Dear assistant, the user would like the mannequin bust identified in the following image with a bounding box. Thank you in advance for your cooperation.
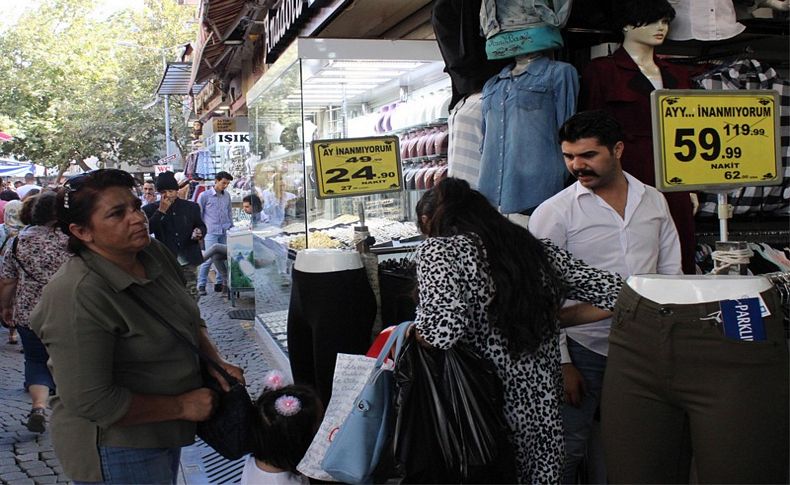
[511,52,543,76]
[264,121,285,145]
[294,248,362,273]
[580,0,697,275]
[627,274,772,303]
[621,18,669,88]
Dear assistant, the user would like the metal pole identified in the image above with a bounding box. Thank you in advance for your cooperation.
[162,49,172,157]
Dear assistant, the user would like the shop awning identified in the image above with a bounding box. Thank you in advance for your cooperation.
[190,0,252,86]
[0,159,36,177]
[157,63,199,96]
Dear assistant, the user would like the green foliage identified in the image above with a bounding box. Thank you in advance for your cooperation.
[0,0,196,170]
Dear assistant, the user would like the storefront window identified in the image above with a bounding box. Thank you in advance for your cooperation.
[247,38,450,321]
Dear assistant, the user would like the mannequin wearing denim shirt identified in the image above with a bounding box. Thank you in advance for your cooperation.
[479,55,578,214]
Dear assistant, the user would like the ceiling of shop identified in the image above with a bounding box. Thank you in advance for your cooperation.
[315,0,435,40]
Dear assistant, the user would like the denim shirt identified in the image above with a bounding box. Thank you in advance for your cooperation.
[479,57,578,214]
[480,0,572,39]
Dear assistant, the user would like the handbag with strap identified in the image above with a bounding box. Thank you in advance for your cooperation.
[321,321,412,484]
[127,291,255,460]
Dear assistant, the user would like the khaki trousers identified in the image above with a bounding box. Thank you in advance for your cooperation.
[602,285,788,484]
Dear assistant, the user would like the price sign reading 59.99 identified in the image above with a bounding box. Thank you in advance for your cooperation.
[651,90,781,192]
[312,136,403,199]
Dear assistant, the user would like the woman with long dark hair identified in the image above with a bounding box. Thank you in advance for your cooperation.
[413,178,622,483]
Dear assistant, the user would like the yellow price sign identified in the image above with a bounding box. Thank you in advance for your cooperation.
[311,136,402,199]
[651,90,780,192]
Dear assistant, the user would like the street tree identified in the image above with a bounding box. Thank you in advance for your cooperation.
[0,0,195,173]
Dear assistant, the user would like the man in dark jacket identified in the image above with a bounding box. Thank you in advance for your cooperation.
[143,171,206,301]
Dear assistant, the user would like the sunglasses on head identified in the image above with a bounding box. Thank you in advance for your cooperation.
[62,169,134,209]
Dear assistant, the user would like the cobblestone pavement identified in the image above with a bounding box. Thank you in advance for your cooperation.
[0,283,278,485]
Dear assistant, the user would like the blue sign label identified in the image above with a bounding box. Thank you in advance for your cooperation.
[720,298,766,342]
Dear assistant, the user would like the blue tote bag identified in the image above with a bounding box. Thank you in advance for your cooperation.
[321,321,412,484]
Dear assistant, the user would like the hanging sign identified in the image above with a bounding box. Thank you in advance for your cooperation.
[651,90,780,192]
[156,153,178,165]
[154,164,174,174]
[311,136,402,199]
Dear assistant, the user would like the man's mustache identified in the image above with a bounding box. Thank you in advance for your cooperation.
[573,169,597,178]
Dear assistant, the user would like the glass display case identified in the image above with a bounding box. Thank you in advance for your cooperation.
[246,38,450,325]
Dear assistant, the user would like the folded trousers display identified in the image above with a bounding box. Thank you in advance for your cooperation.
[602,284,789,484]
[287,268,376,407]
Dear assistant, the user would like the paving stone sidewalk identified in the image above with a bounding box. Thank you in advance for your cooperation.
[0,287,276,485]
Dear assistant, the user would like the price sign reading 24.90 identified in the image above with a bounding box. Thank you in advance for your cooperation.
[651,90,781,192]
[312,136,403,199]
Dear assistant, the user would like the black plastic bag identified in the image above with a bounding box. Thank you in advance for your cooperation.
[393,338,516,483]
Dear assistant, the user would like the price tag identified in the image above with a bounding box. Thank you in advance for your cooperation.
[311,136,402,199]
[651,90,781,192]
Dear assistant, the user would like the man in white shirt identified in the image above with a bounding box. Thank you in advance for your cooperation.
[529,110,681,484]
[16,173,42,199]
[140,179,158,206]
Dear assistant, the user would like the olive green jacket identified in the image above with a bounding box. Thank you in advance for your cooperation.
[30,239,206,482]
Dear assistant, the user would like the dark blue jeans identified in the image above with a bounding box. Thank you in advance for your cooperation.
[17,325,55,390]
[561,338,607,484]
[97,446,181,484]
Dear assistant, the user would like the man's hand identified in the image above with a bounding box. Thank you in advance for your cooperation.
[177,388,217,421]
[191,228,203,241]
[562,363,585,407]
[158,191,177,214]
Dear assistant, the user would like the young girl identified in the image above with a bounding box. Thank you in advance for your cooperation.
[242,370,323,485]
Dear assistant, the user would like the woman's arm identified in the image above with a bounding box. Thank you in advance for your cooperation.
[0,278,17,324]
[413,238,470,350]
[198,327,245,391]
[558,303,613,328]
[115,389,216,426]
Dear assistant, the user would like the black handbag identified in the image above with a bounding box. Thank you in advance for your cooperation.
[128,291,255,460]
[393,338,516,483]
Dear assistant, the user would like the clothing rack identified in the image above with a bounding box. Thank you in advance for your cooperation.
[764,272,790,333]
[696,230,790,247]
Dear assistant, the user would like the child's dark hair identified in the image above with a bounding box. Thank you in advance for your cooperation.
[251,384,323,474]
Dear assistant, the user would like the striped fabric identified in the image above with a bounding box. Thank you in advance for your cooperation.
[447,92,484,189]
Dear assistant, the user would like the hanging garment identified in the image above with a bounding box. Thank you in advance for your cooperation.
[694,59,790,217]
[431,0,509,110]
[668,0,746,41]
[479,57,578,214]
[581,47,697,274]
[194,151,215,179]
[448,93,485,189]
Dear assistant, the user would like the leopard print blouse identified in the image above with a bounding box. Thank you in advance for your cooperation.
[414,234,622,484]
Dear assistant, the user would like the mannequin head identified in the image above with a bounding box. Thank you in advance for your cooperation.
[623,17,671,48]
[614,0,676,40]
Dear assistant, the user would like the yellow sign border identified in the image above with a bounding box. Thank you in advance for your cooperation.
[650,89,781,192]
[311,136,403,199]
